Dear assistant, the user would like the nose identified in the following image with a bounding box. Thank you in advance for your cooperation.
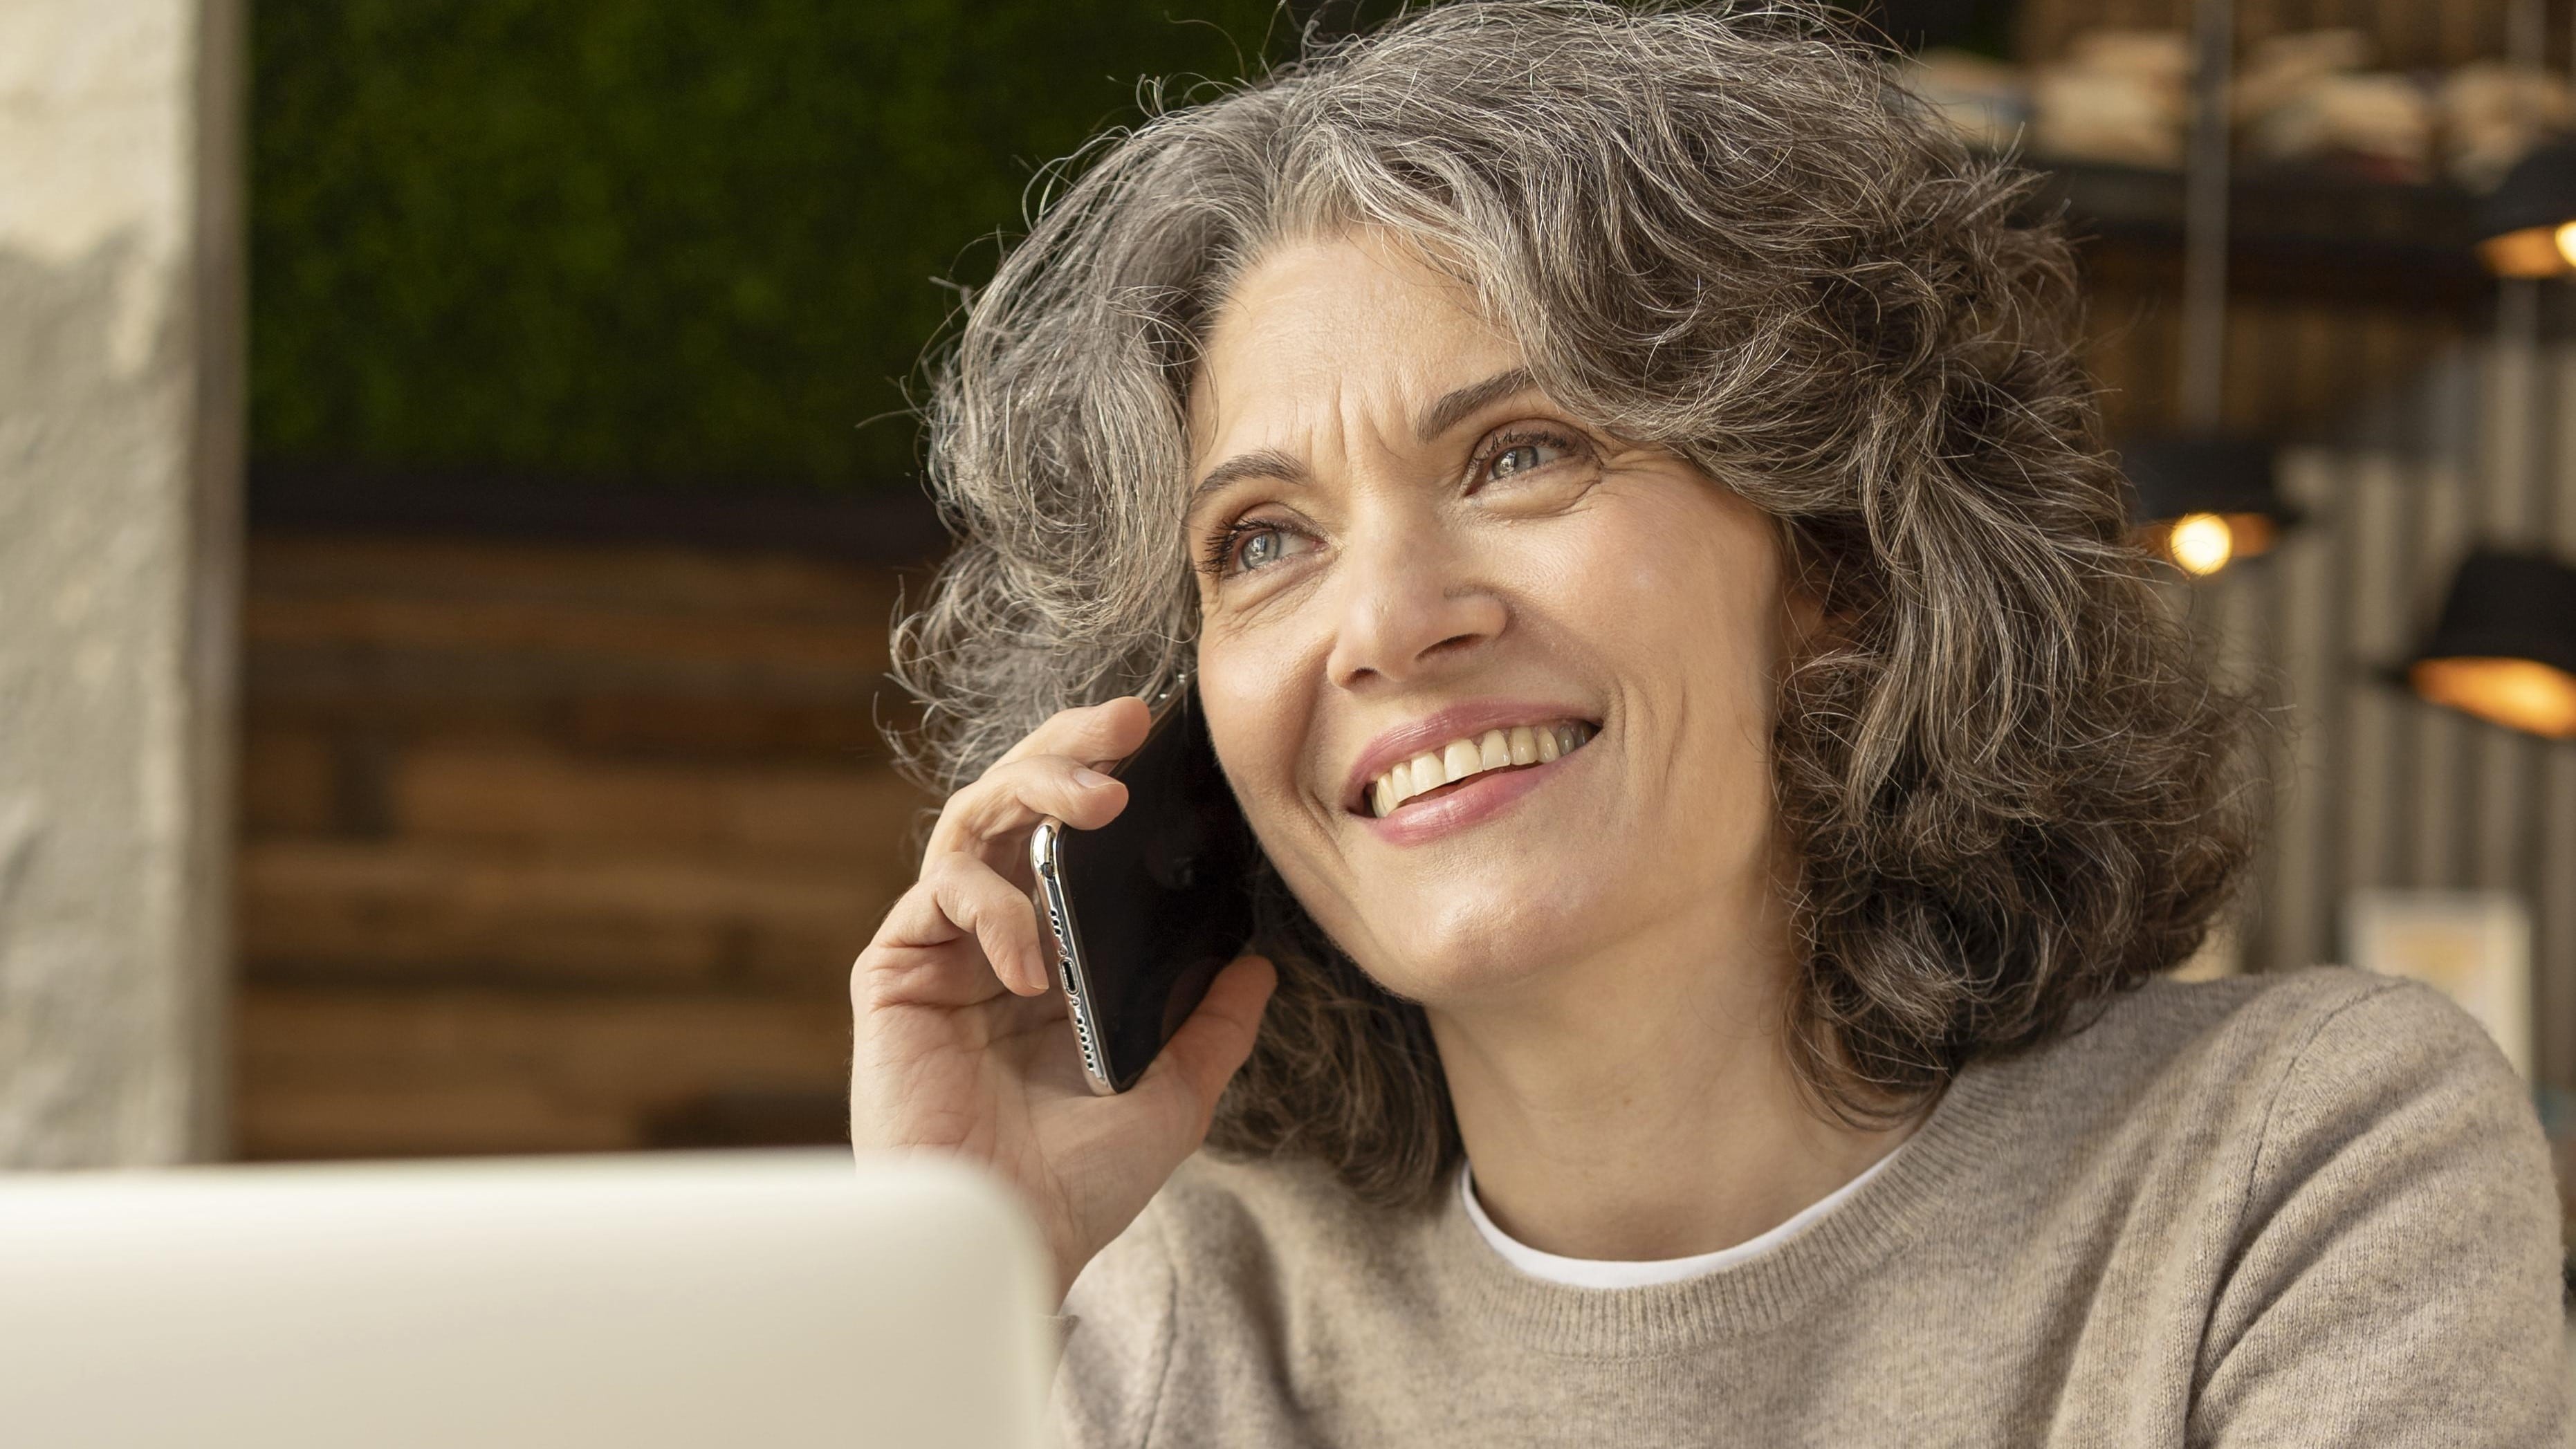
[1323,506,1507,690]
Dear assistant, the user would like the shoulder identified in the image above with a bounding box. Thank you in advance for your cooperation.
[2003,964,2508,1121]
[2129,966,2555,1238]
[1931,967,2562,1437]
[2074,973,2569,1437]
[1941,966,2550,1262]
[2079,962,2449,1055]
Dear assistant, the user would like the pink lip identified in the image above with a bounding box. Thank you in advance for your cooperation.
[1340,698,1598,813]
[1359,746,1580,847]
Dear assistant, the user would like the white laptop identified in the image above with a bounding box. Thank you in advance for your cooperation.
[0,1150,1055,1449]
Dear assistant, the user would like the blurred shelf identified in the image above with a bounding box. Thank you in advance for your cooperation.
[2028,159,2495,312]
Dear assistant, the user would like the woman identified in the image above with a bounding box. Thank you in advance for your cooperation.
[850,3,2566,1443]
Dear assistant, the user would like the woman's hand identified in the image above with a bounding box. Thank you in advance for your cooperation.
[849,696,1276,1302]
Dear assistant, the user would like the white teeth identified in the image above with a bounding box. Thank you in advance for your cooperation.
[1442,739,1478,782]
[1408,751,1443,791]
[1366,720,1597,816]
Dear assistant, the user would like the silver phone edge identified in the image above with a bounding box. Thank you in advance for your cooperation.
[1029,818,1123,1097]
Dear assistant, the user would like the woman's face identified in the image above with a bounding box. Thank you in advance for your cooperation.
[1186,232,1800,1008]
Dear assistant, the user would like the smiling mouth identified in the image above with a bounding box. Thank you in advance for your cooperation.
[1361,721,1597,818]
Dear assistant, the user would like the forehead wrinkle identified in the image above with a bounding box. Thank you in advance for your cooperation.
[1186,375,1354,530]
[1191,238,1524,512]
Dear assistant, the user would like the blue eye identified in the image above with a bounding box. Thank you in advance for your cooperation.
[1483,432,1575,483]
[1237,527,1287,571]
[1204,519,1312,578]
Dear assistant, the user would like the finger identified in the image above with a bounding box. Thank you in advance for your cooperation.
[865,853,1049,1000]
[994,696,1150,769]
[928,851,1054,997]
[925,754,1129,865]
[1128,956,1277,1132]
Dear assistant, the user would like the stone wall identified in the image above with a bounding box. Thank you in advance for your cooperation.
[0,0,242,1164]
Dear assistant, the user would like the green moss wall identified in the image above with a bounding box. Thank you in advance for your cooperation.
[251,1,1291,492]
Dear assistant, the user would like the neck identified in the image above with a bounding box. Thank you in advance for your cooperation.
[1427,899,1916,1262]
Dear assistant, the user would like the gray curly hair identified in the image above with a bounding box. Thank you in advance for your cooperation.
[894,0,2257,1208]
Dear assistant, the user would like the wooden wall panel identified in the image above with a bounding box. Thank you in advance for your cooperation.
[232,536,929,1160]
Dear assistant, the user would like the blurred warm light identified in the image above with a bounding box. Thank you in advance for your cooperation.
[2140,511,2278,577]
[2168,513,2235,575]
[2478,224,2573,277]
[2410,656,2576,739]
[2220,512,2275,559]
[2476,140,2576,277]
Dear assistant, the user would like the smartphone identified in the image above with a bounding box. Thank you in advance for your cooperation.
[1028,681,1258,1094]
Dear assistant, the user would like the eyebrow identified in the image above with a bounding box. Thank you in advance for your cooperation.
[1415,366,1536,443]
[1190,446,1311,506]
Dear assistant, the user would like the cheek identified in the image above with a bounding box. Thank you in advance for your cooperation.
[1559,488,1785,717]
[1197,648,1378,956]
[1194,623,1320,840]
[1565,489,1787,858]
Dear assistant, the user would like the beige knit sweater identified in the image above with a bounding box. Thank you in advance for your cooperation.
[1055,968,2567,1446]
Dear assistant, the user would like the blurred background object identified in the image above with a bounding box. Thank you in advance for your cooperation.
[2480,138,2576,275]
[1900,48,2032,151]
[2123,434,2297,573]
[2222,29,2463,187]
[2033,28,2195,167]
[1923,4,2576,192]
[2,0,2574,1178]
[225,0,1325,1161]
[2407,548,2576,738]
[2445,62,2576,190]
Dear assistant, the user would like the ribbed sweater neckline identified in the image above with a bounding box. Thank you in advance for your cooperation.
[1424,1054,2020,1356]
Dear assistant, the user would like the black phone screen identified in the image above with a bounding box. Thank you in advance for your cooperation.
[1051,688,1258,1091]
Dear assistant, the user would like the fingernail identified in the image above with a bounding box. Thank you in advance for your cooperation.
[1074,768,1114,790]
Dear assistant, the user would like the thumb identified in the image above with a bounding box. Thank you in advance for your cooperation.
[1132,954,1276,1130]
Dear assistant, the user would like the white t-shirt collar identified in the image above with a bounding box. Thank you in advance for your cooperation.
[1459,1147,1900,1291]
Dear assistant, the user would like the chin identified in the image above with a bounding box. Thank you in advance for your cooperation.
[1338,878,1608,1006]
